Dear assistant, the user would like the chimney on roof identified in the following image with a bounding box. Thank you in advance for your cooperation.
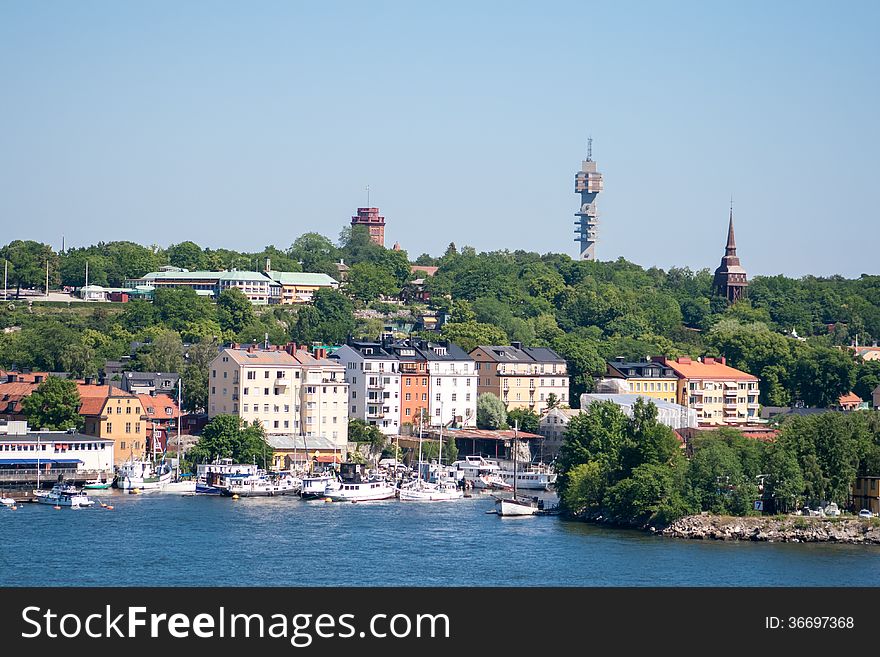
[704,357,715,364]
[678,357,691,364]
[511,341,523,350]
[84,376,93,385]
[614,356,625,363]
[33,375,44,384]
[314,347,327,359]
[265,257,271,272]
[720,356,726,365]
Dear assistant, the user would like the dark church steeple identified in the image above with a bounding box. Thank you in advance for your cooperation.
[713,201,748,302]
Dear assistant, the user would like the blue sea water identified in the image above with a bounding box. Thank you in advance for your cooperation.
[2,491,879,586]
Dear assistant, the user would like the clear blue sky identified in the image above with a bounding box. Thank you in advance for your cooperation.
[1,1,877,277]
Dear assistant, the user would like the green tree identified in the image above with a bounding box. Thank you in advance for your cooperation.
[506,407,540,434]
[136,329,184,373]
[476,393,507,430]
[165,241,210,271]
[181,338,218,413]
[439,321,507,353]
[217,288,255,334]
[188,415,271,466]
[153,287,218,334]
[288,233,340,277]
[347,262,399,302]
[545,393,561,410]
[21,376,83,431]
[0,240,59,297]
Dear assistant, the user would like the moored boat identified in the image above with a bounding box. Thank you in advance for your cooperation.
[324,463,395,502]
[83,477,114,490]
[300,472,337,500]
[116,459,173,491]
[495,422,539,517]
[194,459,259,495]
[221,471,300,497]
[34,482,95,508]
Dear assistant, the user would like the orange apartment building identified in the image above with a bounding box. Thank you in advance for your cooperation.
[79,384,148,465]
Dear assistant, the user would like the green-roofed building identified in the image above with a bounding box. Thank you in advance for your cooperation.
[263,270,339,304]
[124,268,338,305]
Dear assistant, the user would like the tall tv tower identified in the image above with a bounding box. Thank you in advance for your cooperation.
[573,138,604,260]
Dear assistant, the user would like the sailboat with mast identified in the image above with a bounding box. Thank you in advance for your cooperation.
[398,418,462,502]
[496,421,539,517]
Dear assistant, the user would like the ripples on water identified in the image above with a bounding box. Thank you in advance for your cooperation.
[2,491,879,587]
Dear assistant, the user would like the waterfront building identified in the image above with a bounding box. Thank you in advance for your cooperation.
[209,345,348,450]
[605,357,679,404]
[835,392,866,411]
[389,341,430,428]
[137,393,180,454]
[289,349,349,445]
[351,207,386,247]
[266,434,342,471]
[470,342,569,413]
[573,138,603,260]
[331,337,401,435]
[263,271,339,304]
[418,340,477,428]
[652,356,760,426]
[78,383,149,465]
[712,204,749,302]
[0,423,114,483]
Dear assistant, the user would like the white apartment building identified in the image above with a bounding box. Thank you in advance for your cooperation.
[331,340,401,435]
[420,341,477,428]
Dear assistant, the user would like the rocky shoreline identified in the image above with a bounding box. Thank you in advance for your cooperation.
[658,514,880,544]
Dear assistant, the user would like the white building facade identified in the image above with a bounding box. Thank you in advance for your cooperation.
[331,340,401,435]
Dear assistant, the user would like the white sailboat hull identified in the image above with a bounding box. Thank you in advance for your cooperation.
[498,498,539,517]
[398,486,463,502]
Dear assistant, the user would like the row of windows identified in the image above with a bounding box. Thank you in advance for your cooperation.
[1,443,108,451]
[495,378,567,387]
[632,381,673,392]
[106,422,140,434]
[106,405,136,414]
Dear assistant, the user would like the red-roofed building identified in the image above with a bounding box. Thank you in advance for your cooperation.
[835,392,864,411]
[78,384,148,465]
[138,394,180,455]
[652,356,761,426]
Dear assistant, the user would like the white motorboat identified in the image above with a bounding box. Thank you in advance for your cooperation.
[1,496,16,507]
[324,463,396,502]
[116,459,174,490]
[325,479,396,502]
[499,468,556,491]
[34,482,94,508]
[300,472,337,499]
[221,471,300,497]
[398,479,463,502]
[451,455,511,490]
[194,459,260,495]
[163,479,197,493]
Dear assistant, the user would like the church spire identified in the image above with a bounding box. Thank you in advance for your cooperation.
[713,199,748,303]
[726,200,737,256]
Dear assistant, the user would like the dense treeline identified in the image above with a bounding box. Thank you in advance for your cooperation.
[1,231,879,411]
[556,400,880,525]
